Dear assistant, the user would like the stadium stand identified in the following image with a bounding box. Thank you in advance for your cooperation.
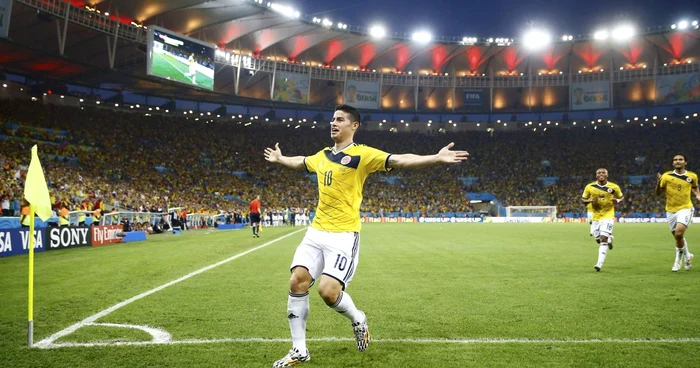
[2,99,699,220]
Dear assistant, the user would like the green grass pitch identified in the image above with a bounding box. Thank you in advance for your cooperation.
[2,223,700,367]
[150,52,214,90]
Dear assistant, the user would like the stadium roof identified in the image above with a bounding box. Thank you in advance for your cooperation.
[8,1,699,74]
[4,0,700,107]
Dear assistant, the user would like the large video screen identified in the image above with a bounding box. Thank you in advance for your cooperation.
[147,26,216,90]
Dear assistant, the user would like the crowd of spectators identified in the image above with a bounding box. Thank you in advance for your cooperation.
[1,99,698,219]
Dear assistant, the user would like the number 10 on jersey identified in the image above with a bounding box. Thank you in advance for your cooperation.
[323,171,333,186]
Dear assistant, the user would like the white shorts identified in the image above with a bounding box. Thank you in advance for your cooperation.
[189,65,196,75]
[290,227,360,289]
[667,208,694,232]
[592,218,614,239]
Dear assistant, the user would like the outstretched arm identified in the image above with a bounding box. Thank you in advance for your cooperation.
[264,143,306,170]
[388,142,469,169]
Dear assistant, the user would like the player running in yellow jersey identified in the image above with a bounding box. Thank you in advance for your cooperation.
[264,104,469,367]
[656,154,700,272]
[582,168,624,272]
[186,53,196,84]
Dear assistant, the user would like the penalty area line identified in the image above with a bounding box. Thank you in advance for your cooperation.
[43,336,700,349]
[35,227,308,349]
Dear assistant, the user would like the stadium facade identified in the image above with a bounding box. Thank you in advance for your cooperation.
[1,0,699,131]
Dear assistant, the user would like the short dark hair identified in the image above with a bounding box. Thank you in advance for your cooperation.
[335,104,361,125]
[675,154,687,162]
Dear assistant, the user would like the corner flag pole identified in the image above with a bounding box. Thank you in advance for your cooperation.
[24,144,52,348]
[28,204,36,348]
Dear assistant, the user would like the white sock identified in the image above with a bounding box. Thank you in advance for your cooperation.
[288,291,309,351]
[597,244,608,266]
[675,248,684,264]
[683,239,691,258]
[330,291,364,324]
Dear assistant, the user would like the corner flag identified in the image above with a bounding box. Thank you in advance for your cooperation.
[24,145,52,221]
[24,144,52,348]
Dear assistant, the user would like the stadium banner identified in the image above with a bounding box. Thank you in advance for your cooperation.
[656,73,700,105]
[47,226,91,251]
[570,81,610,110]
[0,0,12,39]
[617,218,668,223]
[361,217,484,223]
[362,217,418,223]
[0,229,46,258]
[419,217,483,223]
[491,217,547,223]
[462,90,485,106]
[91,225,124,246]
[344,80,380,109]
[273,72,309,104]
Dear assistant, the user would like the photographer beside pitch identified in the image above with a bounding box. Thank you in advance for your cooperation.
[264,104,469,367]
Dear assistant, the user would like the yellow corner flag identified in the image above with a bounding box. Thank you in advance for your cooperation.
[24,144,52,348]
[24,145,52,221]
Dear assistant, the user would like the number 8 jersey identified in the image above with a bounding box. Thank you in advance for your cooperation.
[304,143,392,233]
[659,170,699,212]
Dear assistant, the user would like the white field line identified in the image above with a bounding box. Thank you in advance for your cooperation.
[159,53,192,80]
[43,336,700,349]
[34,228,307,349]
[84,323,172,343]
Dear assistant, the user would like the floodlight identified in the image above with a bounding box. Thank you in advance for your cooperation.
[593,30,609,40]
[612,25,635,41]
[369,25,386,39]
[522,29,551,51]
[412,30,432,44]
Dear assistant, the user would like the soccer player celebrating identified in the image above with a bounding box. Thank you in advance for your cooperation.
[656,154,700,272]
[582,168,624,272]
[186,53,197,84]
[264,104,469,367]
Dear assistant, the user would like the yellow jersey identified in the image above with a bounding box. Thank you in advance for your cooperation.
[582,181,623,221]
[304,143,392,232]
[189,55,195,66]
[586,203,593,213]
[659,170,698,212]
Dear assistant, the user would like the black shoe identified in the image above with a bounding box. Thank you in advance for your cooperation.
[608,243,613,250]
[594,266,601,272]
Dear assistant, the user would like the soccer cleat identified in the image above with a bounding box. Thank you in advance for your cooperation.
[272,347,310,368]
[685,253,694,271]
[594,264,601,272]
[672,262,681,272]
[352,312,371,352]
